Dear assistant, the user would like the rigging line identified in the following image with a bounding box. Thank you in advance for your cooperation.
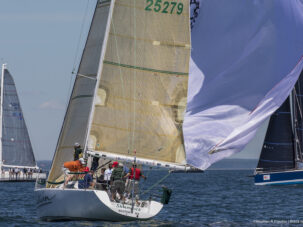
[294,88,303,159]
[131,0,137,152]
[141,170,171,195]
[294,88,303,119]
[111,17,131,153]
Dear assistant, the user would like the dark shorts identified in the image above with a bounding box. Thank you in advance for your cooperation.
[111,180,125,194]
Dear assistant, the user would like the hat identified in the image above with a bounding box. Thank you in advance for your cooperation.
[79,158,85,164]
[74,142,80,147]
[83,167,89,172]
[112,161,119,168]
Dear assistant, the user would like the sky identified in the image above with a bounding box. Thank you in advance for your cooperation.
[0,0,267,161]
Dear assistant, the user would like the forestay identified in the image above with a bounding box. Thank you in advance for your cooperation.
[48,1,111,182]
[184,0,303,170]
[1,69,36,167]
[87,0,191,166]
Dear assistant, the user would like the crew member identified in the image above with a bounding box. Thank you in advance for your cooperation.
[63,158,86,186]
[74,142,83,161]
[78,168,94,189]
[124,163,146,202]
[110,162,125,201]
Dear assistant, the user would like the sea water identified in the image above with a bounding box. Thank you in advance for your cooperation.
[1,169,303,226]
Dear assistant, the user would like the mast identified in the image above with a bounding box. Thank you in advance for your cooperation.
[291,88,302,168]
[0,64,5,170]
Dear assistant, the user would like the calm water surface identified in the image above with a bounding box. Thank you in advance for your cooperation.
[1,170,303,226]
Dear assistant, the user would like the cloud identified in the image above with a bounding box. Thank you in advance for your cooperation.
[39,100,65,110]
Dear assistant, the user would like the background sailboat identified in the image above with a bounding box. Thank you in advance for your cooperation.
[36,0,190,221]
[255,70,303,185]
[0,64,45,182]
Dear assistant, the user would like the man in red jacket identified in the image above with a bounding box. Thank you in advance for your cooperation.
[124,163,146,202]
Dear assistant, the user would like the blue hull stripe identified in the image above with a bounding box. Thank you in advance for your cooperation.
[255,170,303,185]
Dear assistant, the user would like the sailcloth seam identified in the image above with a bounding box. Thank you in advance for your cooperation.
[103,60,188,76]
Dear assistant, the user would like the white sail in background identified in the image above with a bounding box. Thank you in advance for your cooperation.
[1,66,36,168]
[184,0,303,170]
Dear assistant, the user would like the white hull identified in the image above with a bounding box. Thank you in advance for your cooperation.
[35,188,163,221]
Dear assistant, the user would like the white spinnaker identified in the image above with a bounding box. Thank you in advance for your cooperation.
[184,0,303,170]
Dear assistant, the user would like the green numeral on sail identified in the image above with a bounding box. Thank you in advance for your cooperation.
[162,1,169,13]
[177,3,183,15]
[154,0,162,12]
[170,2,176,13]
[145,0,183,15]
[145,0,153,11]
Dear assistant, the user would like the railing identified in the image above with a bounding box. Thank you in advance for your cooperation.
[35,172,48,189]
[256,166,298,174]
[0,170,46,182]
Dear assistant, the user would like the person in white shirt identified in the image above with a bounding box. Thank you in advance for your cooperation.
[14,167,19,179]
[104,163,113,188]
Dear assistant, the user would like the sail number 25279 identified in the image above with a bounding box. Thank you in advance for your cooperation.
[145,0,183,15]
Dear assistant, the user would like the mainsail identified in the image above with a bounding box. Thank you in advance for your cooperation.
[48,0,190,183]
[0,66,36,168]
[256,97,295,172]
[87,0,190,165]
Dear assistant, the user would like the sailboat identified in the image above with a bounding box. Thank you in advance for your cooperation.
[35,0,191,221]
[0,64,45,182]
[254,70,303,185]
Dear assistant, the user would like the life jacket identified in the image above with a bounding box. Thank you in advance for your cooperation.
[129,167,141,180]
[63,160,83,172]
